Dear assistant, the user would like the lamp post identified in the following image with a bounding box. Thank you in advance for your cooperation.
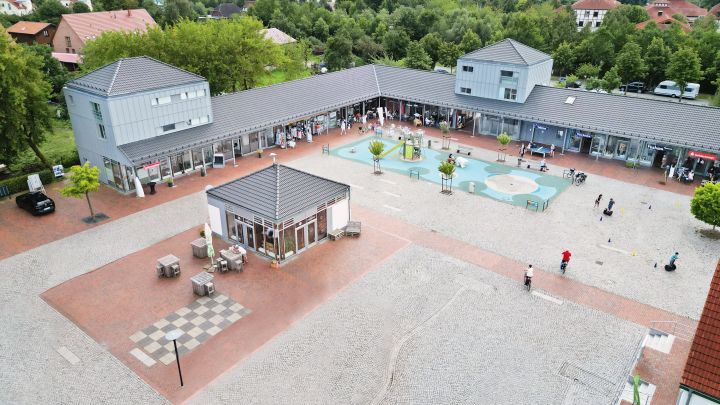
[165,329,184,387]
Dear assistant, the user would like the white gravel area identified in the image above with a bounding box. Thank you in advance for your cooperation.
[289,148,718,319]
[192,245,644,404]
[0,192,209,404]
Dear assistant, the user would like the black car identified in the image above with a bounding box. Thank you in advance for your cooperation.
[16,191,55,215]
[565,80,582,89]
[619,82,645,93]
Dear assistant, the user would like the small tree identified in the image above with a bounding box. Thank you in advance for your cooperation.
[691,182,720,230]
[438,161,456,194]
[666,46,702,103]
[615,41,646,94]
[601,66,622,93]
[60,162,101,222]
[497,132,511,162]
[368,139,385,174]
[576,63,600,80]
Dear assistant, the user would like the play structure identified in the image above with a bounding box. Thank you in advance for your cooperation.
[399,127,424,161]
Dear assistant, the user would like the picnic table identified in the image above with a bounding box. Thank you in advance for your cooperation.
[191,238,207,258]
[191,272,214,296]
[157,254,180,278]
[220,248,245,271]
[529,146,552,158]
[345,221,361,237]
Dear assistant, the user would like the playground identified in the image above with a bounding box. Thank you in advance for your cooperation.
[334,135,570,207]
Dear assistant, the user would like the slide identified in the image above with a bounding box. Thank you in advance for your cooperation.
[380,141,404,158]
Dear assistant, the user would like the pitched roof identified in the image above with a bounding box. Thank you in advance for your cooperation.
[66,56,206,96]
[206,164,350,221]
[681,261,720,399]
[636,16,692,32]
[52,52,82,64]
[7,21,54,35]
[710,2,720,16]
[7,0,28,10]
[460,38,552,66]
[646,0,707,18]
[261,28,296,45]
[58,9,156,46]
[571,0,620,10]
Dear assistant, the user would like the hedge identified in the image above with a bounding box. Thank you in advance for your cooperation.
[0,170,55,195]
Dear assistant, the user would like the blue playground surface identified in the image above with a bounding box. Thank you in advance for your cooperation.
[333,137,570,207]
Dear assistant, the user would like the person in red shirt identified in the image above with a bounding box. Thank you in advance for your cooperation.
[561,250,572,272]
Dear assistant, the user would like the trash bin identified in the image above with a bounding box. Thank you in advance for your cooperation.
[148,181,157,195]
[427,140,432,148]
[468,182,476,193]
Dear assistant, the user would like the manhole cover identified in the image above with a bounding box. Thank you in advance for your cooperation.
[595,261,604,265]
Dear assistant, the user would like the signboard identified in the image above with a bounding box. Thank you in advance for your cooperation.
[647,145,673,151]
[533,124,547,131]
[52,164,64,178]
[576,131,592,138]
[142,161,161,169]
[688,151,717,161]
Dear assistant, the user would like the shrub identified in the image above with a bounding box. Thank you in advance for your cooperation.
[625,161,640,168]
[0,170,54,195]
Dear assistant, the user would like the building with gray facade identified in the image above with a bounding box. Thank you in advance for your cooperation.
[64,40,720,194]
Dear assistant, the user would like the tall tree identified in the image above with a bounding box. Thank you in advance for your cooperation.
[614,41,647,92]
[601,66,622,92]
[162,0,197,26]
[404,40,432,70]
[459,29,482,54]
[666,46,703,101]
[438,41,461,73]
[71,1,91,13]
[325,32,354,71]
[32,0,69,25]
[576,63,600,80]
[643,37,671,88]
[552,42,576,76]
[382,28,410,60]
[420,32,443,68]
[22,44,71,100]
[0,29,53,168]
[504,12,544,51]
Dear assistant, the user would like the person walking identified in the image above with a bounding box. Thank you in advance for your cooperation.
[665,252,679,271]
[524,264,534,289]
[550,144,556,157]
[594,194,603,208]
[607,198,615,212]
[340,119,347,136]
[519,143,526,157]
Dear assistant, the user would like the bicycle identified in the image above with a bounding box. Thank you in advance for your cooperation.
[525,276,532,291]
[561,261,568,274]
[563,168,576,179]
[574,172,587,186]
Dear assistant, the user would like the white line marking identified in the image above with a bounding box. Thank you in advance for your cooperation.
[56,346,80,365]
[383,191,401,197]
[383,204,402,212]
[379,179,396,185]
[599,244,631,255]
[348,183,364,190]
[130,348,157,367]
[531,291,564,305]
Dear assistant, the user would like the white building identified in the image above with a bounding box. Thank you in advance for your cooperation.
[0,0,32,16]
[59,0,93,11]
[570,0,620,31]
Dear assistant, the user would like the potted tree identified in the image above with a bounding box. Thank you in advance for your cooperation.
[166,177,174,187]
[440,121,451,150]
[257,148,264,158]
[368,139,385,174]
[497,132,511,162]
[438,161,456,194]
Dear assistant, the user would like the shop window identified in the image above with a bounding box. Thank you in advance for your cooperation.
[317,209,327,240]
[283,227,296,258]
[227,211,238,241]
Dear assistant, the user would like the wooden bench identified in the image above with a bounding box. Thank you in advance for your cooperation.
[329,228,344,241]
[345,221,362,237]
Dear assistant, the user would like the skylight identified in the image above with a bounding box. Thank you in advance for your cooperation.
[565,96,576,105]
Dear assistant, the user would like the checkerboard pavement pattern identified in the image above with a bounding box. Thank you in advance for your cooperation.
[128,294,251,366]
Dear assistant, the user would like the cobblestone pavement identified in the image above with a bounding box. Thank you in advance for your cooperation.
[290,148,718,319]
[0,192,209,404]
[192,245,644,404]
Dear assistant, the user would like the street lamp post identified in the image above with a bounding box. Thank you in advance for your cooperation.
[165,329,184,387]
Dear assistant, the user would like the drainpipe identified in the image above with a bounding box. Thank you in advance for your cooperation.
[561,130,567,155]
[472,113,476,137]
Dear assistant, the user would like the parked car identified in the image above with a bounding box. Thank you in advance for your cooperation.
[435,68,450,74]
[565,80,582,89]
[619,82,645,93]
[16,191,55,215]
[558,76,567,83]
[654,80,700,99]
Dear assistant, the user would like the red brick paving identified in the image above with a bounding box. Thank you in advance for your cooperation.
[631,338,693,405]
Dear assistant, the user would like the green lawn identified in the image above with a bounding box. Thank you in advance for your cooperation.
[8,118,76,173]
[256,68,311,87]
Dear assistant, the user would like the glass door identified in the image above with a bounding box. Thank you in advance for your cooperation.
[296,226,306,251]
[249,133,260,153]
[615,140,629,160]
[307,221,317,245]
[192,149,204,169]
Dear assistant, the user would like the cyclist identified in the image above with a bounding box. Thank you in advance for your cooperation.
[525,264,534,289]
[561,250,572,272]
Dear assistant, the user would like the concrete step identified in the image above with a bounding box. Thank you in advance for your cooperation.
[642,329,675,354]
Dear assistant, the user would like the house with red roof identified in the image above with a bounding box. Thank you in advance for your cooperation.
[0,0,32,16]
[677,260,720,404]
[51,9,156,62]
[6,21,55,45]
[645,0,708,24]
[569,0,621,31]
[636,15,692,32]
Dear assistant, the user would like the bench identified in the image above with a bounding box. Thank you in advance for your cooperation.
[329,228,344,241]
[456,147,472,156]
[526,200,539,211]
[409,168,420,179]
[0,185,9,200]
[345,221,361,237]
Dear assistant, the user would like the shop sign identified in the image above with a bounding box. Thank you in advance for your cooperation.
[647,144,673,151]
[688,151,717,160]
[575,131,592,138]
[533,124,547,131]
[143,161,161,169]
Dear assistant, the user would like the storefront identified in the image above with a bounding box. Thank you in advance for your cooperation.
[206,164,351,264]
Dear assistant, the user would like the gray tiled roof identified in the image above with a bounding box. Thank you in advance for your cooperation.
[66,56,206,96]
[374,64,720,153]
[118,62,720,165]
[459,38,552,65]
[119,64,380,164]
[206,164,350,221]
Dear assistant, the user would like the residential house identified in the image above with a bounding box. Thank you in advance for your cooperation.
[645,0,707,24]
[51,9,156,58]
[210,3,243,19]
[635,15,692,32]
[261,27,296,45]
[0,0,32,16]
[677,260,720,404]
[569,0,620,31]
[6,21,55,45]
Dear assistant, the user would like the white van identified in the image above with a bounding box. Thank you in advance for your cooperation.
[654,80,700,99]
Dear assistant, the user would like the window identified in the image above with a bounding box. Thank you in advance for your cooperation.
[462,65,474,72]
[151,96,171,106]
[197,89,206,97]
[65,48,69,53]
[71,49,75,53]
[595,21,601,27]
[162,123,176,132]
[565,96,576,105]
[500,70,514,78]
[42,30,48,37]
[189,117,200,125]
[90,102,102,120]
[593,11,599,17]
[658,11,663,16]
[98,124,106,139]
[65,36,71,47]
[503,88,517,100]
[460,87,472,94]
[584,10,590,16]
[578,21,584,27]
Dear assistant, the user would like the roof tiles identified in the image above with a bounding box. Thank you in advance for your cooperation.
[571,0,620,10]
[459,38,552,66]
[7,21,53,35]
[59,9,156,46]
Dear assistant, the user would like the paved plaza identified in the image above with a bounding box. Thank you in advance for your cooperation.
[0,129,714,404]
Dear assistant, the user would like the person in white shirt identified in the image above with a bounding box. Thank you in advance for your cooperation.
[525,264,534,287]
[539,159,548,172]
[550,144,555,157]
